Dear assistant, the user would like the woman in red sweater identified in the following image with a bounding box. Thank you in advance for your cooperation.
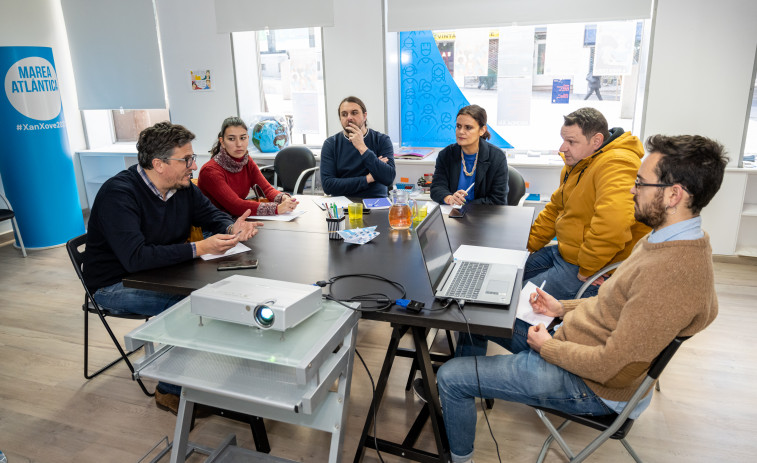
[198,117,298,216]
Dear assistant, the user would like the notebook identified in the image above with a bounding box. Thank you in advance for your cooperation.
[416,206,518,306]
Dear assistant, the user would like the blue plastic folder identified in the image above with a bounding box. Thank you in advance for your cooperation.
[362,198,392,209]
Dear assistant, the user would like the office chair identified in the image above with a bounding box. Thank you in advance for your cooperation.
[531,336,689,463]
[0,192,27,257]
[507,166,527,206]
[66,234,154,397]
[273,146,319,194]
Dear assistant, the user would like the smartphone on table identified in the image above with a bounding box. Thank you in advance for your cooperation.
[218,258,258,271]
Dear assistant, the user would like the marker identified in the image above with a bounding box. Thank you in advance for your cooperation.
[533,280,546,301]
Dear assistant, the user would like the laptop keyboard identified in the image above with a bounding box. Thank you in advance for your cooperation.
[447,261,490,299]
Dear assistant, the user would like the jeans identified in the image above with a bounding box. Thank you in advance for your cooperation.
[93,282,184,316]
[93,281,184,394]
[524,245,599,300]
[438,319,613,462]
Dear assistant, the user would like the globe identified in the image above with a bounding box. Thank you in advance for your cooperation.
[251,120,289,153]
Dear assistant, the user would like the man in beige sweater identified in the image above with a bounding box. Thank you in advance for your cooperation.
[436,135,728,463]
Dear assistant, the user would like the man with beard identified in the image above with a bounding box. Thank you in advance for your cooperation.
[320,96,396,197]
[83,122,262,413]
[525,108,650,300]
[435,135,727,463]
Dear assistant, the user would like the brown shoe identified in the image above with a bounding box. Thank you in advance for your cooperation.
[155,389,180,415]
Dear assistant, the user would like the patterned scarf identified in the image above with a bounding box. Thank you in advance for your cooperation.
[214,146,249,173]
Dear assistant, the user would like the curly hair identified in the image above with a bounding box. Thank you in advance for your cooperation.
[137,121,196,169]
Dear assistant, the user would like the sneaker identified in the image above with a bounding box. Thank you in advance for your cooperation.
[412,378,428,403]
[155,388,180,415]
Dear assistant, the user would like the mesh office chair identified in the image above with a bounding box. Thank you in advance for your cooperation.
[273,146,319,194]
[507,166,527,206]
[531,336,689,463]
[66,234,154,397]
[0,192,26,257]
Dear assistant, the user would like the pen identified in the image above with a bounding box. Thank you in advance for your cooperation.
[464,183,474,194]
[533,280,546,300]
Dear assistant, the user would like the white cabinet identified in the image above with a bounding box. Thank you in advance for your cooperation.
[77,151,211,210]
[736,171,757,257]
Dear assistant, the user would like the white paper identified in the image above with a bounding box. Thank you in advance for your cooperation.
[313,196,352,210]
[247,210,306,221]
[454,245,529,269]
[516,281,555,327]
[200,242,251,261]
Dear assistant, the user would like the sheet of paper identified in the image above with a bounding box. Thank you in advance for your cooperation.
[247,210,306,221]
[312,196,352,210]
[200,242,251,261]
[516,281,555,326]
[454,245,529,269]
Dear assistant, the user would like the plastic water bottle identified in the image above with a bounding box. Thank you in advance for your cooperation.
[0,449,7,462]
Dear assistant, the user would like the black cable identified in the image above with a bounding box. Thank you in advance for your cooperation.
[355,348,385,463]
[454,300,502,463]
[319,273,406,312]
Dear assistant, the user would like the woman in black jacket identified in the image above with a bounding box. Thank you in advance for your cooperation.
[430,105,509,205]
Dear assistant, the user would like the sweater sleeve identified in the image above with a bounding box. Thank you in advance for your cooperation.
[539,255,711,387]
[320,136,367,196]
[190,184,234,234]
[430,147,454,204]
[362,135,396,187]
[198,160,274,216]
[575,154,639,275]
[527,184,563,252]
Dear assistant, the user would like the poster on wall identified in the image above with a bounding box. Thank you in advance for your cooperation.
[189,69,213,91]
[551,79,571,104]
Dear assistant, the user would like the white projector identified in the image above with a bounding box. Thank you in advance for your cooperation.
[190,275,322,331]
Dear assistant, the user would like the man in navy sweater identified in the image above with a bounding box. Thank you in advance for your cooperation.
[320,96,396,197]
[84,121,262,413]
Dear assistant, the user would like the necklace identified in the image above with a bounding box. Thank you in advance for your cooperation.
[461,151,478,176]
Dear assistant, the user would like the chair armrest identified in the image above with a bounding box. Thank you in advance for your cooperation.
[293,166,320,195]
[575,261,623,299]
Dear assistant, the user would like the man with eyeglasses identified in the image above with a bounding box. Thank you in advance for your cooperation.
[83,122,262,413]
[438,135,727,463]
[524,107,651,300]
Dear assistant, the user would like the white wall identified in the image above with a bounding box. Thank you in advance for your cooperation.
[155,0,239,153]
[0,0,88,224]
[322,0,387,137]
[641,0,757,254]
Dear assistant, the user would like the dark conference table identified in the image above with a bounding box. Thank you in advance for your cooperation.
[123,198,535,462]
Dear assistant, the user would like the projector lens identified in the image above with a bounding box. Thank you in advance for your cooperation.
[255,305,275,328]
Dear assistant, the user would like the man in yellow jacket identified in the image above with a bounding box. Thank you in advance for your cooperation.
[525,107,650,299]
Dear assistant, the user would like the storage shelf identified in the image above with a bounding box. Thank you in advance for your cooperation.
[742,204,757,217]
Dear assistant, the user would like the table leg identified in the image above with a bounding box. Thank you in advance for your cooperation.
[411,326,450,460]
[170,396,194,463]
[353,325,408,463]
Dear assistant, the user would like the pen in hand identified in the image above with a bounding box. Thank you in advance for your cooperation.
[533,280,546,301]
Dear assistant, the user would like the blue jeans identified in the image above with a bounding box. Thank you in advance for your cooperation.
[524,245,599,300]
[93,281,184,395]
[438,319,613,462]
[93,282,184,316]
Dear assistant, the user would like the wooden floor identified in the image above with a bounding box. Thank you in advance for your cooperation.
[1,238,756,463]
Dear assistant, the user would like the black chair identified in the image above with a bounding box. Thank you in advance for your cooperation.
[0,192,26,257]
[507,166,527,206]
[531,336,689,463]
[66,234,154,397]
[272,146,319,194]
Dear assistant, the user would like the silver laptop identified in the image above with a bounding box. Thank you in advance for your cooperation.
[416,206,518,306]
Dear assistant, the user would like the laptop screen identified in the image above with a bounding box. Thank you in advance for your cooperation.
[416,206,454,289]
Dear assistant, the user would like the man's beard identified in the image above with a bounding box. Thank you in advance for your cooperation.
[634,189,667,229]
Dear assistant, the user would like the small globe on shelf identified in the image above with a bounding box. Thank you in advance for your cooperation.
[251,120,289,153]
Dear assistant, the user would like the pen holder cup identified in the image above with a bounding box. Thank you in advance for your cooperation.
[327,216,346,240]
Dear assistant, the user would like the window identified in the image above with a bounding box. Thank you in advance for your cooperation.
[744,76,757,167]
[234,28,327,149]
[396,20,648,151]
[111,109,171,142]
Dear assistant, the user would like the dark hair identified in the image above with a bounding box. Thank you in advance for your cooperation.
[338,96,367,115]
[563,107,610,143]
[210,116,248,157]
[137,121,196,169]
[457,104,490,140]
[646,135,728,214]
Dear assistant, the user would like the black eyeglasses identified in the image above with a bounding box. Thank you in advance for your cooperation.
[634,178,673,189]
[164,154,197,167]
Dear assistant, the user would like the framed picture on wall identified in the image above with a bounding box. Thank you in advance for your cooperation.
[189,69,213,91]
